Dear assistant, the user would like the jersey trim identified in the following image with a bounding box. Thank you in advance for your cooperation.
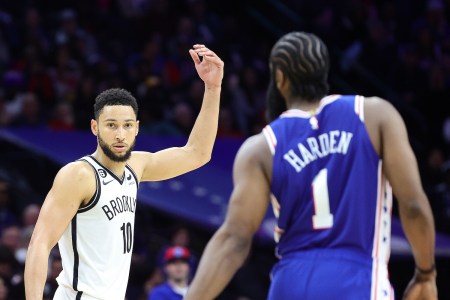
[263,126,277,155]
[280,95,341,118]
[370,161,393,300]
[354,95,365,122]
[125,164,139,186]
[71,215,80,291]
[76,291,83,299]
[89,155,125,184]
[77,159,101,213]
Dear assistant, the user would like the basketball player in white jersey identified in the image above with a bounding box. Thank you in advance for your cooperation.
[185,32,437,300]
[24,44,224,300]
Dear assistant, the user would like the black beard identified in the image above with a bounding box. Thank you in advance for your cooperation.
[98,133,135,162]
[265,74,286,123]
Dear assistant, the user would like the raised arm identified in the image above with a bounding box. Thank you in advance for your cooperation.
[365,97,437,300]
[184,134,272,300]
[25,162,94,300]
[132,45,224,182]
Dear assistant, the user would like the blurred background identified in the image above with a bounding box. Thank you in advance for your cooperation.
[0,0,450,299]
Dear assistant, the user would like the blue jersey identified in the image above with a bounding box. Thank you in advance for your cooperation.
[263,95,394,299]
[148,283,185,300]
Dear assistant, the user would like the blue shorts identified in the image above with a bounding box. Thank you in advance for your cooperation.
[268,249,394,300]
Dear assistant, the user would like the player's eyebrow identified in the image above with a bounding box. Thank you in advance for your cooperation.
[103,118,135,122]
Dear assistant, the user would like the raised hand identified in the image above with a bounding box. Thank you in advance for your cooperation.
[189,45,224,89]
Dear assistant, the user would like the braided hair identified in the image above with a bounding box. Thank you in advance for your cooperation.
[266,32,330,121]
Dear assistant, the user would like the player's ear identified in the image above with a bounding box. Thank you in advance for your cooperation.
[136,120,140,136]
[275,68,288,96]
[91,119,98,136]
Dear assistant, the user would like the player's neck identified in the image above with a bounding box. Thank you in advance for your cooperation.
[91,149,127,178]
[288,101,321,113]
[287,96,322,112]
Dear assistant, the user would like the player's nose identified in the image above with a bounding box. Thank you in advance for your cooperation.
[115,127,125,140]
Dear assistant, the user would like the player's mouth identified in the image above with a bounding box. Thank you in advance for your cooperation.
[112,144,127,153]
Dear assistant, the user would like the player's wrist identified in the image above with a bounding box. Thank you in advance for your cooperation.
[415,264,436,275]
[414,264,437,282]
[204,83,222,91]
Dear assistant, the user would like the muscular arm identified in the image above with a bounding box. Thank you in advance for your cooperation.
[366,98,436,298]
[25,162,94,300]
[184,134,271,300]
[132,46,224,181]
[371,99,435,269]
[132,86,221,181]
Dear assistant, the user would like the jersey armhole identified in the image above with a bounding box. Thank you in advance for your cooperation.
[354,95,365,122]
[77,159,101,213]
[125,164,139,186]
[262,125,277,156]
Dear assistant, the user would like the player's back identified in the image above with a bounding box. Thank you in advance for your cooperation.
[264,95,394,299]
[263,95,392,261]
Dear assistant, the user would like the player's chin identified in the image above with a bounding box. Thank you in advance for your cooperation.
[112,152,131,162]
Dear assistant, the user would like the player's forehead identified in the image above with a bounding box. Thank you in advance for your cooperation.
[98,105,137,122]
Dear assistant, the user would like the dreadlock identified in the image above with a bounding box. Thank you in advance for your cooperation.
[266,32,330,121]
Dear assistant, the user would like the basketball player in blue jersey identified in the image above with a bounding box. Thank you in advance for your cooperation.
[184,32,437,300]
[24,45,224,300]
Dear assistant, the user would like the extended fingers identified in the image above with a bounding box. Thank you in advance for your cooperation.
[191,45,223,67]
[202,53,224,67]
[189,49,201,64]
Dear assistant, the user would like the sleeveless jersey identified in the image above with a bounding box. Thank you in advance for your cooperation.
[263,95,393,263]
[56,155,139,300]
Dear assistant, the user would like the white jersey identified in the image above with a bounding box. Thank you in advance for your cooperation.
[55,156,139,300]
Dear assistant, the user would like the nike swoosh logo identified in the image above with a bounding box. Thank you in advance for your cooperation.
[103,179,114,185]
[127,174,132,180]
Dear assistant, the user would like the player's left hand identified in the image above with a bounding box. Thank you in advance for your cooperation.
[189,45,224,89]
[402,272,437,300]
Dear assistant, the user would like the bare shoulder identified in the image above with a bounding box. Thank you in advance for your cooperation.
[58,160,95,181]
[236,133,268,161]
[364,96,403,131]
[52,160,96,201]
[364,96,399,120]
[127,151,151,177]
[234,133,272,180]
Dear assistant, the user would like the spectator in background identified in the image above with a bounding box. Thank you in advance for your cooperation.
[10,92,46,128]
[11,204,41,268]
[0,275,9,300]
[43,255,62,300]
[0,225,21,262]
[429,160,450,234]
[0,180,17,235]
[147,246,191,300]
[21,204,40,232]
[156,225,198,272]
[47,101,75,131]
[0,244,24,300]
[171,101,195,136]
[217,107,244,138]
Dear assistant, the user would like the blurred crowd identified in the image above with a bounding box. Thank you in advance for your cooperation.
[1,0,450,299]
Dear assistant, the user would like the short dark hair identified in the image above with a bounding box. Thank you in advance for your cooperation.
[93,88,138,120]
[270,31,330,101]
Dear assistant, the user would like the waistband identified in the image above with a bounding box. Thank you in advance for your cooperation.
[280,248,380,268]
